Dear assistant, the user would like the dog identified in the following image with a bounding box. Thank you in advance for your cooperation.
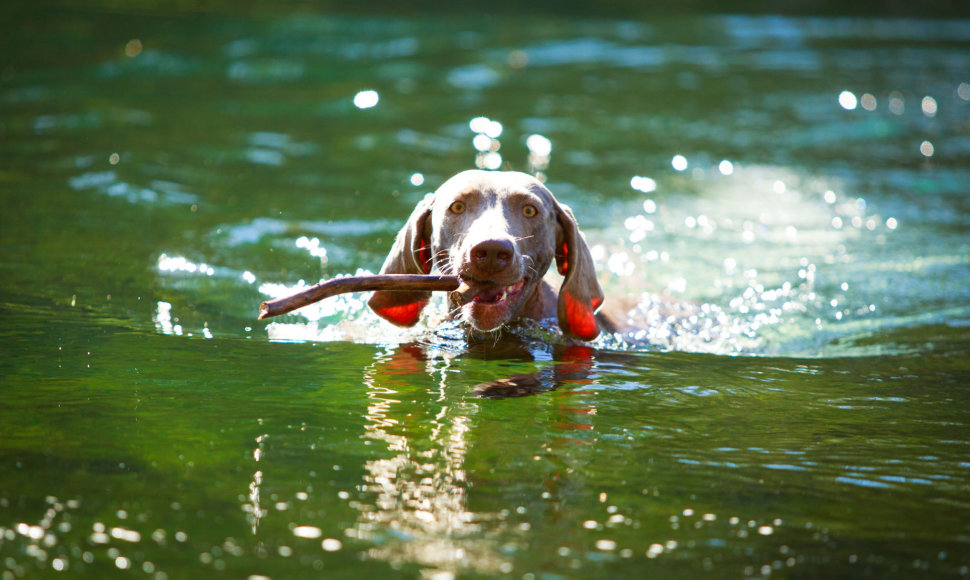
[367,170,622,341]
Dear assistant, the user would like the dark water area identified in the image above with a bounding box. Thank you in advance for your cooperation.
[2,4,970,579]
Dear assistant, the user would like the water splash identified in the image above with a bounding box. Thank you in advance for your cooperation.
[152,158,966,358]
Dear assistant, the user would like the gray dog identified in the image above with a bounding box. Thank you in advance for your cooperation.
[368,170,620,341]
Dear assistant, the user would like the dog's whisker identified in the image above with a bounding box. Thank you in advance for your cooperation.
[522,255,541,277]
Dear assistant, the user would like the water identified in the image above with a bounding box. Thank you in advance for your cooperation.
[2,6,970,579]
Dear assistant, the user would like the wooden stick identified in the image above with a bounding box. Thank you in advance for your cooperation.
[258,274,462,320]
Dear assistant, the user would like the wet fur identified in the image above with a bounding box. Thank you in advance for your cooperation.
[368,170,609,341]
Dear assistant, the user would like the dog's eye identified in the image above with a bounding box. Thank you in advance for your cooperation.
[449,201,466,214]
[522,204,538,218]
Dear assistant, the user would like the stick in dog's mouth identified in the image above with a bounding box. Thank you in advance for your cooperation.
[258,274,461,320]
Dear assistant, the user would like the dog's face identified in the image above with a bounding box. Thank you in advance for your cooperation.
[368,170,604,340]
[429,171,558,332]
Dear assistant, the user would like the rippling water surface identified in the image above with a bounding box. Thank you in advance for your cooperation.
[2,6,969,579]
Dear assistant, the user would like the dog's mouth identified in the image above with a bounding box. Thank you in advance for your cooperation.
[457,276,530,331]
[468,278,527,305]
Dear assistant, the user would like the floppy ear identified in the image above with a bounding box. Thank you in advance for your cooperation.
[367,194,435,327]
[554,202,604,341]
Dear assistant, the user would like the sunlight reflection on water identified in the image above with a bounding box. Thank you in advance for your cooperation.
[133,13,970,360]
[150,154,957,358]
[5,10,970,580]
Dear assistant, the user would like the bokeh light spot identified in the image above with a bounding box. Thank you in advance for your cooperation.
[838,90,857,110]
[630,175,656,193]
[353,90,379,109]
[124,39,143,58]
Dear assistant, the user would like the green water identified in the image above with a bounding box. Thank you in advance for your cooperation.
[2,6,970,579]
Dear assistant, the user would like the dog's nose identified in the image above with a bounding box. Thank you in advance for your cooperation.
[470,239,515,274]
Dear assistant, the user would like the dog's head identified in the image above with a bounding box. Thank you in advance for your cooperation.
[367,170,603,340]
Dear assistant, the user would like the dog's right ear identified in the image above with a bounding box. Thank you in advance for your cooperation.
[554,201,604,341]
[367,194,435,327]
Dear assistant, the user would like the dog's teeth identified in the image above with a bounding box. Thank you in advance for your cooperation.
[500,290,507,301]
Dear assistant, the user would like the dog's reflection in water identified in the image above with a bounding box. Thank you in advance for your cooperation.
[462,341,599,399]
[346,336,602,575]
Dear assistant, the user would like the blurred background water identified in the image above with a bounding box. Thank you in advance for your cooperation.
[1,2,969,579]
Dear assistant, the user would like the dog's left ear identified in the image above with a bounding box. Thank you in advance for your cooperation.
[554,202,604,341]
[367,194,435,327]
